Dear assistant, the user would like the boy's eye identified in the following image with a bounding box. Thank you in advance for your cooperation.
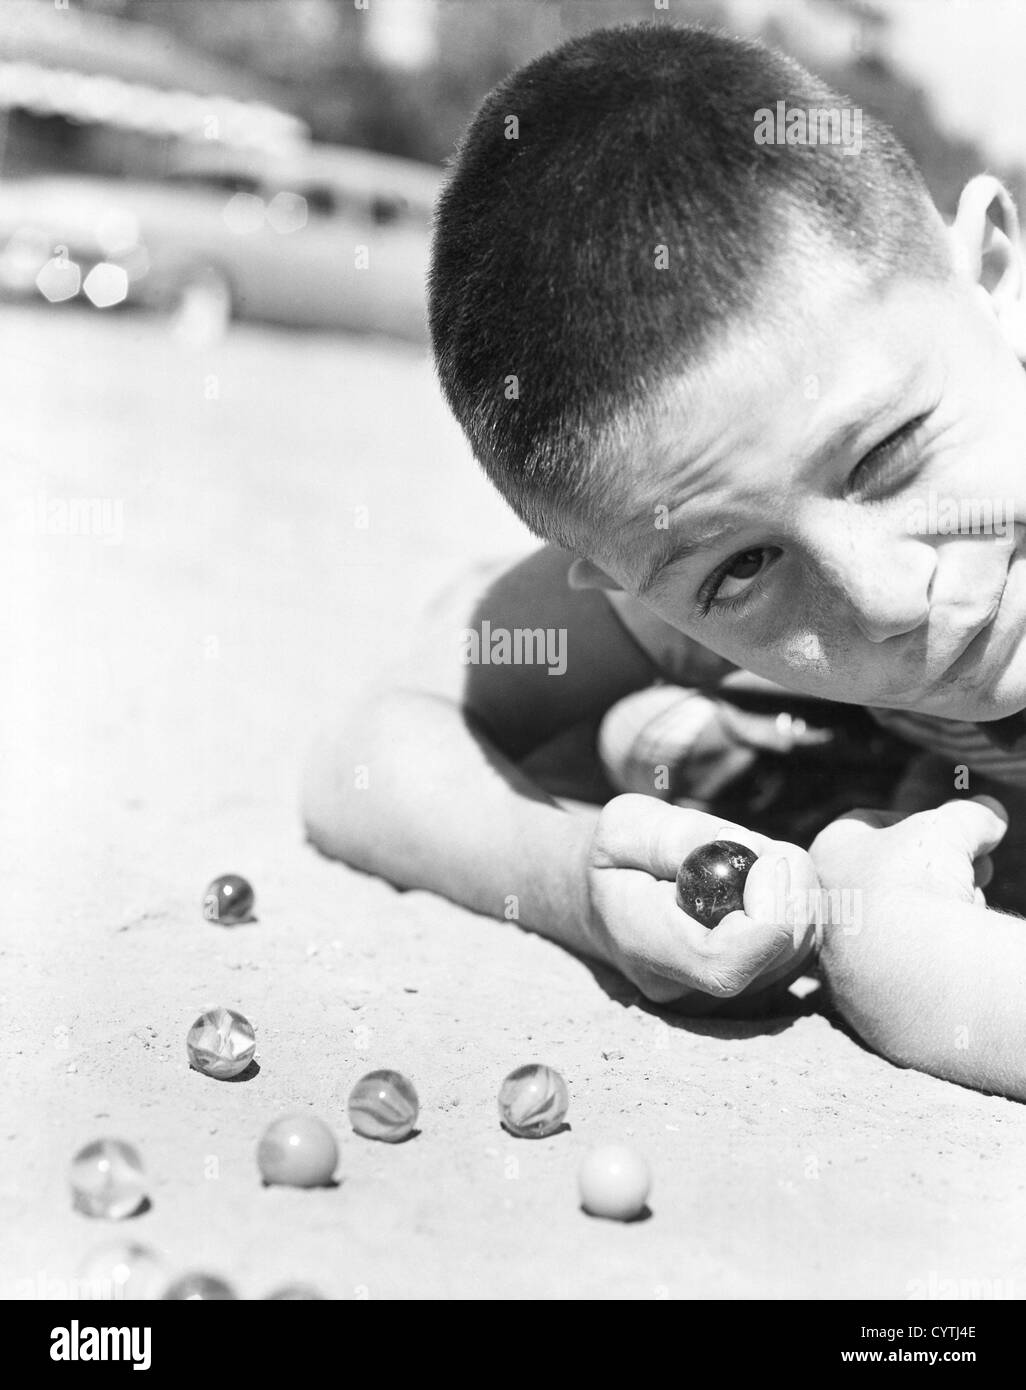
[846,413,929,501]
[704,547,770,608]
[718,549,764,595]
[697,413,932,617]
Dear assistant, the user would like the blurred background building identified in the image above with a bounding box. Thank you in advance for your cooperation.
[0,0,1023,342]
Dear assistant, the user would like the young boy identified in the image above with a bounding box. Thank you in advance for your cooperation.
[303,24,1026,1100]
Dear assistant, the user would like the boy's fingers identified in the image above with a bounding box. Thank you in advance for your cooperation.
[597,794,774,878]
[975,853,994,890]
[928,796,1008,860]
[818,797,1007,862]
[718,705,834,752]
[617,873,795,995]
[693,905,797,989]
[709,821,768,857]
[824,807,907,835]
[744,849,820,948]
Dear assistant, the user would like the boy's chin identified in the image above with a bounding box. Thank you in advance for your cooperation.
[917,681,1026,724]
[899,640,1026,723]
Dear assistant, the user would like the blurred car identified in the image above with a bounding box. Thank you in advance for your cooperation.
[0,143,443,341]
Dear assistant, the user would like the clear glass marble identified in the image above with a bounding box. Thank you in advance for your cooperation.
[498,1064,569,1138]
[347,1069,419,1142]
[70,1139,147,1219]
[186,1007,256,1079]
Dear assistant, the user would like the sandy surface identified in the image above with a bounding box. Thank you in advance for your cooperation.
[2,305,1025,1301]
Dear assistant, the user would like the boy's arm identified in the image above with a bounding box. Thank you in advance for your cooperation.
[302,545,819,1001]
[302,543,653,891]
[811,799,1026,1100]
[822,892,1026,1100]
[304,684,602,957]
[302,545,655,955]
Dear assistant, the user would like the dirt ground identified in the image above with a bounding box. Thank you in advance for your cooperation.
[2,305,1024,1301]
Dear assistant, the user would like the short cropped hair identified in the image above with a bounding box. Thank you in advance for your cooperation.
[429,22,949,552]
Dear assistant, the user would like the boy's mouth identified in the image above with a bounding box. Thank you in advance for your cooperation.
[936,549,1017,688]
[880,544,1020,712]
[951,595,1005,664]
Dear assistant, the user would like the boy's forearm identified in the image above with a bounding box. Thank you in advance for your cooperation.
[302,690,603,960]
[820,890,1026,1100]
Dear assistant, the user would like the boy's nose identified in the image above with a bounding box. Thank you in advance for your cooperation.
[851,600,930,644]
[817,532,935,644]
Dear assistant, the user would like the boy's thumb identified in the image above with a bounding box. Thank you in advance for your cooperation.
[932,795,1008,859]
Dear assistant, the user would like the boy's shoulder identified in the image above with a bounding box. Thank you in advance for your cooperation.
[399,547,664,748]
[444,545,737,689]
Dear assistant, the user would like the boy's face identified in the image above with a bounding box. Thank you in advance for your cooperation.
[588,209,1026,722]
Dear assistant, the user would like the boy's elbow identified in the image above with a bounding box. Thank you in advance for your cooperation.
[299,688,424,868]
[300,728,351,862]
[300,715,385,867]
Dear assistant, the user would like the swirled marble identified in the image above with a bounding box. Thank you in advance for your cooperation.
[347,1069,419,1142]
[498,1064,569,1138]
[186,1006,256,1079]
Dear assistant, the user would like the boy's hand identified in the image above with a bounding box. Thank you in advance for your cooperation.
[809,795,1008,916]
[583,793,821,1004]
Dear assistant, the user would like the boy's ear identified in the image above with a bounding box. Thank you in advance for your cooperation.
[950,175,1026,355]
[567,557,623,592]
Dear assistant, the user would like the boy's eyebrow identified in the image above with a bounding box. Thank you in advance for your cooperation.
[634,526,733,595]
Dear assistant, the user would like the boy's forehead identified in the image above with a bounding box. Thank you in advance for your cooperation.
[594,269,963,579]
[656,271,950,472]
[648,268,944,448]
